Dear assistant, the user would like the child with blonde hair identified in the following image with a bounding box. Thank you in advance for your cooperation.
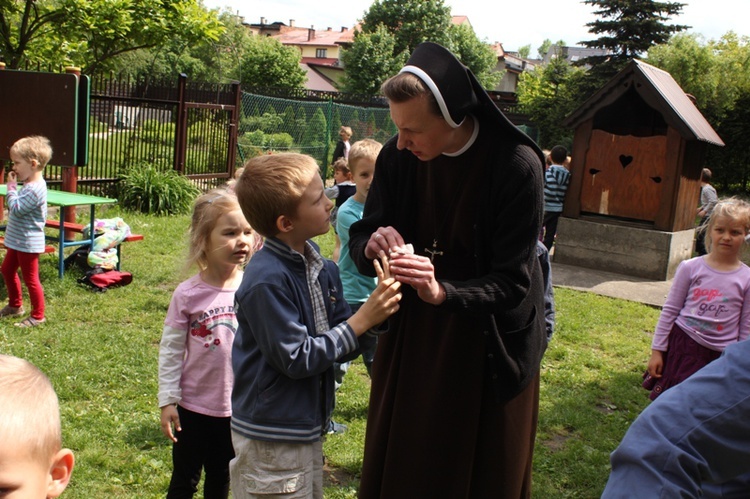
[230,153,402,498]
[332,125,353,162]
[159,189,256,498]
[337,138,383,376]
[644,197,750,399]
[1,135,52,327]
[0,354,75,498]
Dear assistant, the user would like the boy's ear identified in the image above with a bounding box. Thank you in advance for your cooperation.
[47,449,75,498]
[275,215,294,234]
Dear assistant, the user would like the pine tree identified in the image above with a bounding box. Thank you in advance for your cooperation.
[578,0,689,85]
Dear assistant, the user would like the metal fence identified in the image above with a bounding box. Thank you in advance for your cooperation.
[64,74,240,195]
[25,71,532,195]
[238,89,535,177]
[238,92,396,178]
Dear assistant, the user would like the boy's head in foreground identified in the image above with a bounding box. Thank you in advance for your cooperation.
[347,139,381,204]
[0,354,74,498]
[236,153,333,248]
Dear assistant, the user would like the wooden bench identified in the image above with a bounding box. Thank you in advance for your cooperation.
[0,237,56,254]
[45,220,144,243]
[44,220,144,270]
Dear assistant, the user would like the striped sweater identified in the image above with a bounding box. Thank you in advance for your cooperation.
[5,180,48,253]
[543,164,571,213]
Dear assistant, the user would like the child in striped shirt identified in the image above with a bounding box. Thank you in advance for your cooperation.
[0,136,51,327]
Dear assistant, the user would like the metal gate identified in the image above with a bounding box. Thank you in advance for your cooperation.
[80,73,240,194]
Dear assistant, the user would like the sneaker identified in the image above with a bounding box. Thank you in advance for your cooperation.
[326,420,348,435]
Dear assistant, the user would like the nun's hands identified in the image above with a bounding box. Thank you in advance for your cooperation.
[388,253,446,306]
[365,227,405,260]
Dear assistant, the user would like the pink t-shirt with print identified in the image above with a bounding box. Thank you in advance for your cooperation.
[159,274,238,417]
[653,256,750,352]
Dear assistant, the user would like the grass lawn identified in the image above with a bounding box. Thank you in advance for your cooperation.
[0,209,659,498]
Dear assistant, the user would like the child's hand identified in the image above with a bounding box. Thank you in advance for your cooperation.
[374,252,391,282]
[6,171,16,183]
[647,350,664,378]
[160,404,181,443]
[349,255,402,336]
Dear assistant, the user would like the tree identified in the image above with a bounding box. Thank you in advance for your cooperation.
[109,9,265,83]
[518,45,531,59]
[647,33,722,119]
[447,23,502,90]
[537,39,552,60]
[516,52,586,149]
[340,24,405,95]
[344,0,500,96]
[0,0,223,74]
[578,0,689,84]
[647,32,750,190]
[238,35,306,91]
[360,0,452,57]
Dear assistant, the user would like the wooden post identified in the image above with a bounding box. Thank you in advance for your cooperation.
[173,74,188,174]
[227,80,240,180]
[62,66,81,234]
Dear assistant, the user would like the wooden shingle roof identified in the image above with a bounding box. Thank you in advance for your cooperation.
[564,59,724,146]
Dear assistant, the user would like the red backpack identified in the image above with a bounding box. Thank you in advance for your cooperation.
[77,269,133,292]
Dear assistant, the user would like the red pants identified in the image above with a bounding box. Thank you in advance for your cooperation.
[1,248,45,320]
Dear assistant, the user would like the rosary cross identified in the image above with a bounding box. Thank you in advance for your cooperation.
[424,239,444,262]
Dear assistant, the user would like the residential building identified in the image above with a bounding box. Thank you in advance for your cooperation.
[543,45,610,67]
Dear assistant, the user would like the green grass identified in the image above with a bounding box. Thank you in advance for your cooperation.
[0,219,659,498]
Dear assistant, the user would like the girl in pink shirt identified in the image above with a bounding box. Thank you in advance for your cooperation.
[644,197,750,399]
[158,189,257,498]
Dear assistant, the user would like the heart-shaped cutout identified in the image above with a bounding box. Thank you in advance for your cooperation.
[619,155,633,168]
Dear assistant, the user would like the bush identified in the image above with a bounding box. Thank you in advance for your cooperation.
[140,119,175,146]
[238,130,294,150]
[117,163,201,216]
[89,120,109,134]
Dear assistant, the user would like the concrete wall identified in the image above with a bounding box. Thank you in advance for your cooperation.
[553,217,695,281]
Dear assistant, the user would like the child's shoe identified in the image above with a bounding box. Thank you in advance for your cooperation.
[14,316,45,328]
[0,305,25,318]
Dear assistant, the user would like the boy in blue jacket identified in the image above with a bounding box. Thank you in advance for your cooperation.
[230,153,401,499]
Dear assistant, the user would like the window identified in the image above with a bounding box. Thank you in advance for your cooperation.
[316,48,327,58]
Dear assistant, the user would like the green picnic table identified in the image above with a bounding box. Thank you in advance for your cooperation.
[0,185,117,278]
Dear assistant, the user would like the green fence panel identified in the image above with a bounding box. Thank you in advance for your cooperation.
[239,93,395,178]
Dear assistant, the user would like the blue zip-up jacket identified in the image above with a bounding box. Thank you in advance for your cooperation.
[231,238,357,443]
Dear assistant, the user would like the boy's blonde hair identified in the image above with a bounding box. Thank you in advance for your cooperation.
[235,153,320,238]
[348,139,382,173]
[340,126,352,138]
[0,354,61,461]
[188,189,252,270]
[10,135,53,168]
[704,197,750,253]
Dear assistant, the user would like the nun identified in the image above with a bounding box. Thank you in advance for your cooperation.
[349,42,548,498]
